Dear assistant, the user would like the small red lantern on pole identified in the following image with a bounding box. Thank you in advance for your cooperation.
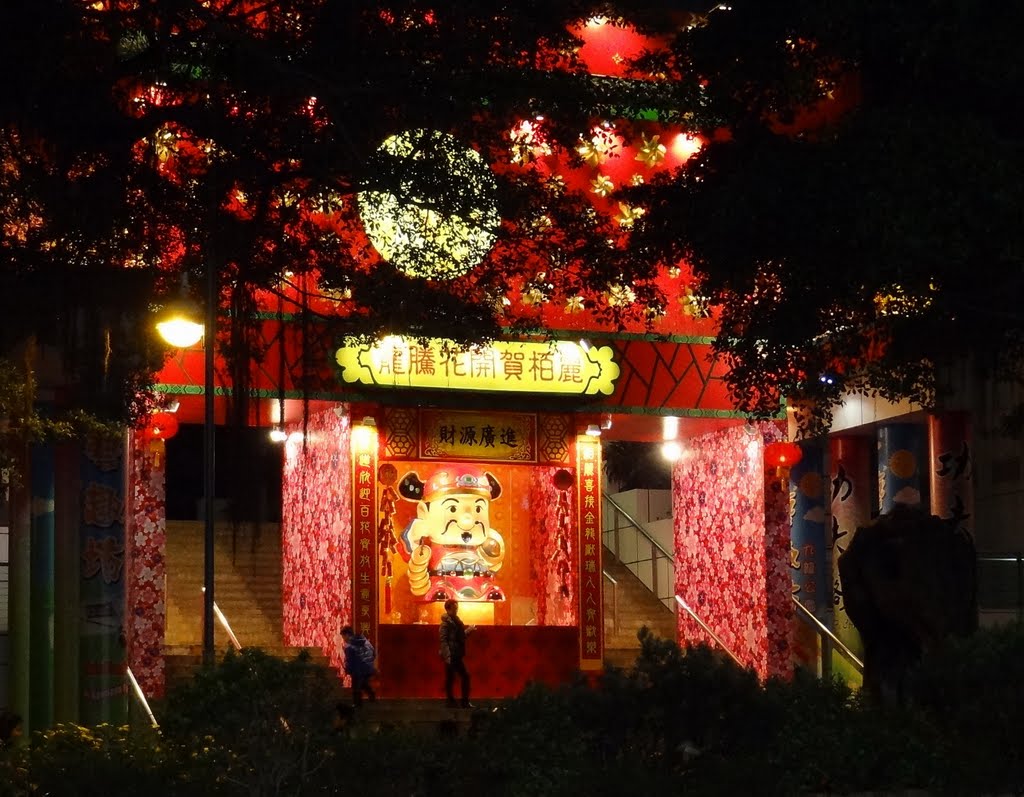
[764,440,803,468]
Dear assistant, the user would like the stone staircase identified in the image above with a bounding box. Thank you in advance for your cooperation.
[164,520,331,688]
[163,521,675,687]
[350,698,501,736]
[603,551,678,669]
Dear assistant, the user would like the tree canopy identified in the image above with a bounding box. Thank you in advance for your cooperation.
[1,0,1020,433]
[626,0,1024,431]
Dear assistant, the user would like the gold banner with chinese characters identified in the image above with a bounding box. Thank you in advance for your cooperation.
[335,337,619,396]
[576,435,603,670]
[351,425,379,641]
[420,410,536,462]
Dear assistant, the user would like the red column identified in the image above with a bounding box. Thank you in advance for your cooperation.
[928,412,973,532]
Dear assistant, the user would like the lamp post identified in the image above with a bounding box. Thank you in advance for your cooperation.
[156,267,216,665]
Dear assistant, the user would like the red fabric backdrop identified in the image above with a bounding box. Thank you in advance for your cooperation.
[672,423,792,679]
[125,433,167,698]
[377,625,579,699]
[281,406,352,672]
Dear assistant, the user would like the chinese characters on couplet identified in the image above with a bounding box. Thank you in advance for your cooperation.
[790,542,819,614]
[352,449,377,638]
[578,439,602,667]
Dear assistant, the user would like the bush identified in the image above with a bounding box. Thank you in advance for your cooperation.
[159,647,341,796]
[905,622,1024,794]
[4,630,1024,795]
[0,722,223,797]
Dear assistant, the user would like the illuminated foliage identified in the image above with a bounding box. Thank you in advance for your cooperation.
[4,0,1015,434]
[624,0,1024,432]
[0,0,716,425]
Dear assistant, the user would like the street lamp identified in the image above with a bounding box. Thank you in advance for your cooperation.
[156,269,217,666]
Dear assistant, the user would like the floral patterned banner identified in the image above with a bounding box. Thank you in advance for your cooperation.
[576,436,602,670]
[125,433,167,699]
[673,423,791,680]
[528,466,578,627]
[282,406,352,672]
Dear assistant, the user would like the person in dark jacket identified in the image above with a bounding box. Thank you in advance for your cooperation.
[341,626,377,707]
[439,599,475,708]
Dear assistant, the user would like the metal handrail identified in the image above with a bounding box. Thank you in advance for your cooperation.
[602,570,619,634]
[604,494,674,559]
[213,601,242,651]
[976,552,1024,623]
[675,595,744,668]
[126,666,160,728]
[604,493,676,609]
[792,597,864,673]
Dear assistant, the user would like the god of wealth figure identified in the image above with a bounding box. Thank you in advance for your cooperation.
[396,466,506,602]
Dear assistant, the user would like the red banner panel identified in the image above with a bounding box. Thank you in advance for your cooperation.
[351,423,379,641]
[576,436,603,670]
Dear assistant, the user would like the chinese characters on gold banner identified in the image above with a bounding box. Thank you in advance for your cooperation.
[336,338,619,396]
[420,410,536,462]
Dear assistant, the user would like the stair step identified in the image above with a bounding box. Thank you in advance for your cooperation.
[601,546,677,659]
[165,521,287,653]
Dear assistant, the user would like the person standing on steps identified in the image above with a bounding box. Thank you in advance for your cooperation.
[439,599,475,708]
[341,625,377,707]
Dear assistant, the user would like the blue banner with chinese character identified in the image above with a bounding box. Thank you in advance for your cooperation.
[79,435,128,725]
[790,441,827,620]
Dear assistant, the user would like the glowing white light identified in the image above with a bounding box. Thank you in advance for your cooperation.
[661,441,683,461]
[671,133,702,161]
[156,318,204,348]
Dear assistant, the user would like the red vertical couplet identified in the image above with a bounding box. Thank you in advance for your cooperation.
[928,412,973,532]
[351,425,379,642]
[576,436,603,671]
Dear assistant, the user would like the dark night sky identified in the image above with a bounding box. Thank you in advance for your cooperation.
[165,424,283,521]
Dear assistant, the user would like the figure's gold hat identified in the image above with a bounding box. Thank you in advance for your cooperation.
[422,468,495,503]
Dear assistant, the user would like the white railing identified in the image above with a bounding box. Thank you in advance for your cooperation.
[126,666,159,728]
[214,601,242,651]
[792,597,864,676]
[603,493,676,610]
[603,570,619,635]
[674,595,744,667]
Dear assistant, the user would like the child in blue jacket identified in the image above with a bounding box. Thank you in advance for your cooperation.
[341,625,377,707]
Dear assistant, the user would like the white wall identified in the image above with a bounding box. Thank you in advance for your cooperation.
[604,489,676,607]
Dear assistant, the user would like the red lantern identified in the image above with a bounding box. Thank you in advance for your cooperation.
[764,440,803,468]
[552,468,575,491]
[142,411,179,441]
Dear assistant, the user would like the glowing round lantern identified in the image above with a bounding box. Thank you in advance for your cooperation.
[764,440,803,468]
[142,411,179,441]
